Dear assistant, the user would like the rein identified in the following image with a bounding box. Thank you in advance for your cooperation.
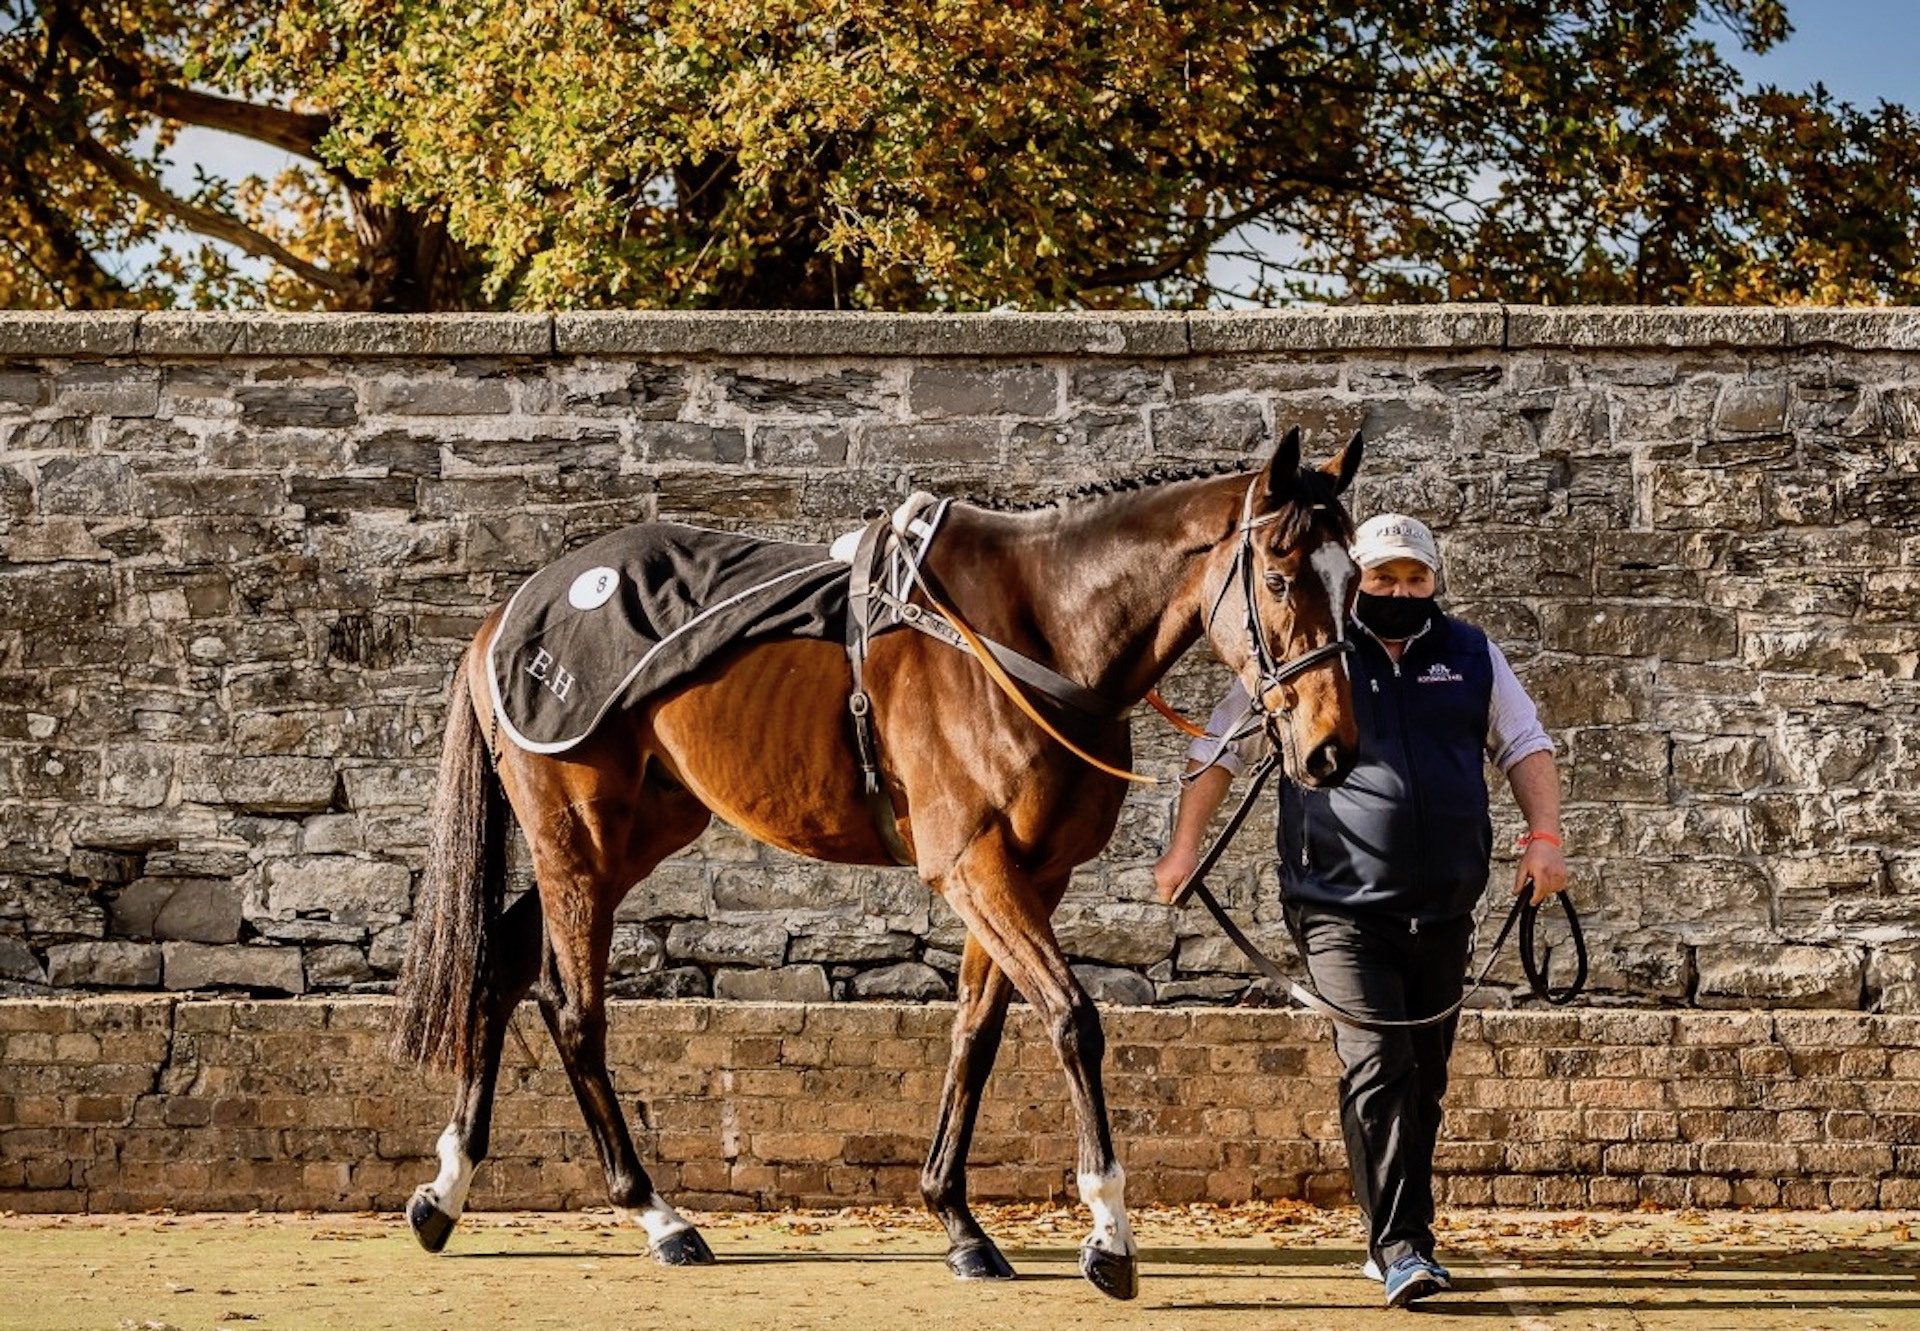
[894,544,1164,786]
[1171,751,1589,1031]
[1146,689,1209,739]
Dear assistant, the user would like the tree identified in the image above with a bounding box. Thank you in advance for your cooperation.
[0,0,477,310]
[3,0,1915,311]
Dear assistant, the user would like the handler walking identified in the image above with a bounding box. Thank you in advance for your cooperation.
[1154,513,1570,1309]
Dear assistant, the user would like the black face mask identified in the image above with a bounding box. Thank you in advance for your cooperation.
[1355,590,1436,640]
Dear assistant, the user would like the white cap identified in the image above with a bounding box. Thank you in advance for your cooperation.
[1351,513,1440,571]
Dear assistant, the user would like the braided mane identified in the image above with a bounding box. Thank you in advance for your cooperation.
[966,459,1252,512]
[967,455,1352,548]
[1265,465,1356,548]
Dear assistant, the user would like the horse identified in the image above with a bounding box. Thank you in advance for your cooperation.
[391,425,1365,1300]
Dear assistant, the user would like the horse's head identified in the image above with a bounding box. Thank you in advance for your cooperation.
[1202,426,1363,789]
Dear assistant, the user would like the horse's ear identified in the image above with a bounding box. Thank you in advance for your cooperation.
[1263,425,1302,508]
[1320,429,1364,494]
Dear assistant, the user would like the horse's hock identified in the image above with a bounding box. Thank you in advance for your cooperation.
[0,308,1916,1210]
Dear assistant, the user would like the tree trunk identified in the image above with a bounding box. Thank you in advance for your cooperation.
[347,191,482,312]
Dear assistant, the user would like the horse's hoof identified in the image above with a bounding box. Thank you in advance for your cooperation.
[946,1240,1016,1281]
[650,1226,716,1266]
[406,1189,456,1254]
[1079,1244,1138,1300]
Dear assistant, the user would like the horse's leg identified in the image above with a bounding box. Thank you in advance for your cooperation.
[406,890,544,1251]
[531,788,715,1265]
[535,927,712,1263]
[938,842,1138,1301]
[921,934,1016,1279]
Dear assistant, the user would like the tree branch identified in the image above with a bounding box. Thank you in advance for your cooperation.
[1079,190,1305,290]
[137,78,334,160]
[0,68,357,298]
[51,1,334,158]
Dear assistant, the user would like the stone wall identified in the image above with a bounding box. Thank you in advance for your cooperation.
[0,307,1916,1009]
[2,998,1915,1214]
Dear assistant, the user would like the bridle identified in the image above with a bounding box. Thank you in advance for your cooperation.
[1192,479,1355,782]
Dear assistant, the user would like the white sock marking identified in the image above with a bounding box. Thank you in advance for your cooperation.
[622,1192,693,1244]
[424,1123,474,1218]
[1078,1165,1135,1256]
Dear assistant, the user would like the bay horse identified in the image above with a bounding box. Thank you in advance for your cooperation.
[392,426,1365,1300]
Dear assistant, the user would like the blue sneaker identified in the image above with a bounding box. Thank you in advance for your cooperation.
[1382,1254,1445,1308]
[1365,1254,1451,1289]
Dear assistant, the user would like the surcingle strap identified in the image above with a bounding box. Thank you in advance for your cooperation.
[845,515,916,867]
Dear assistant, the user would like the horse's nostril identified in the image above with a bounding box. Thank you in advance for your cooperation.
[1306,741,1351,786]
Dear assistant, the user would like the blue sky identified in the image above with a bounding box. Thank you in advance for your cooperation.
[108,2,1920,305]
[1719,1,1919,107]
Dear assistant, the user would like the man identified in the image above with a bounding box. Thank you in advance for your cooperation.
[1154,512,1569,1309]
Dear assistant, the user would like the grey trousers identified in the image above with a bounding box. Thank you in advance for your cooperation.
[1285,900,1475,1269]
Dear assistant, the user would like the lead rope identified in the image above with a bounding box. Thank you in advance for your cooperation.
[1172,758,1590,1030]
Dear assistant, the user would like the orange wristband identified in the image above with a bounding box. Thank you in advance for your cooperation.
[1515,829,1563,851]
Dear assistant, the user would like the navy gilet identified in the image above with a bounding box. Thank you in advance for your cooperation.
[1277,612,1494,927]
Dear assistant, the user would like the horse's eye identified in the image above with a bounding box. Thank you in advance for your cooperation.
[1264,571,1290,594]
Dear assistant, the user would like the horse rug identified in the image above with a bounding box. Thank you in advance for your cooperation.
[486,522,853,754]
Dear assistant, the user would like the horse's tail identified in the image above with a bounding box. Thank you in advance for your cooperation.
[393,659,509,1079]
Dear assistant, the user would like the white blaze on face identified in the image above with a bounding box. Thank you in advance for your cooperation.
[621,1192,694,1244]
[1309,543,1356,639]
[1078,1165,1135,1256]
[426,1123,475,1218]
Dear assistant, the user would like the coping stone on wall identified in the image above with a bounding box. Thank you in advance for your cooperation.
[2,307,1918,360]
[1505,306,1790,349]
[1785,308,1920,351]
[0,311,140,356]
[137,312,554,357]
[555,309,1193,357]
[1185,303,1505,353]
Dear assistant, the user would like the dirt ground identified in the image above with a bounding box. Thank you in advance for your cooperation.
[2,1202,1914,1331]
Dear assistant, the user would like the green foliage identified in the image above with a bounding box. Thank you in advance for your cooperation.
[2,0,1915,309]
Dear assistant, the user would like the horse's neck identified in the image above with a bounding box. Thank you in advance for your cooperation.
[930,479,1242,704]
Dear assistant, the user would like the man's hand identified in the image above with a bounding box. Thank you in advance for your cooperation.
[1156,762,1234,905]
[1153,846,1199,905]
[1513,837,1568,906]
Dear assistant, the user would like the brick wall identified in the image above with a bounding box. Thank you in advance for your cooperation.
[2,997,1916,1214]
[0,308,1917,1009]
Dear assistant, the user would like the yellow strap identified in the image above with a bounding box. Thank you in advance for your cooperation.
[907,577,1161,786]
[1146,688,1210,739]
